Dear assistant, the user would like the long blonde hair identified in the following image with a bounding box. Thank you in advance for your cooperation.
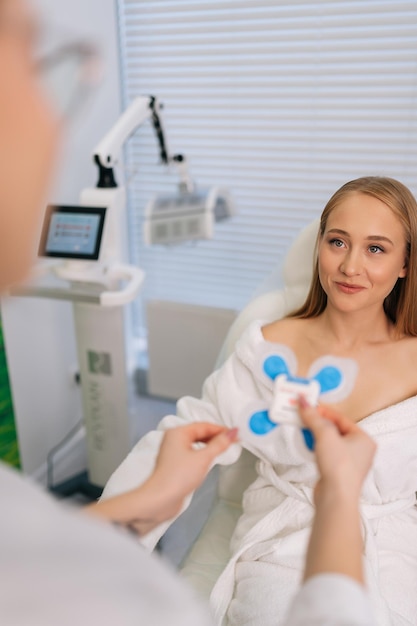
[289,176,417,336]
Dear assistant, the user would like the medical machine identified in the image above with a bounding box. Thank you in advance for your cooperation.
[20,95,234,495]
[50,95,234,277]
[91,95,234,247]
[35,201,144,497]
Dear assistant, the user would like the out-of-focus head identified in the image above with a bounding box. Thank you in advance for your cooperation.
[0,0,60,291]
[291,176,417,335]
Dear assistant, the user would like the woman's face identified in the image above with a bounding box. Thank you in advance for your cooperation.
[0,0,59,290]
[318,191,408,315]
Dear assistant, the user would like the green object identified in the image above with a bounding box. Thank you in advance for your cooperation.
[0,315,20,468]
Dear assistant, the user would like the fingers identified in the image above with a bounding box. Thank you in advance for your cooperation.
[297,398,332,434]
[177,421,233,444]
[298,398,357,438]
[317,405,358,436]
[298,399,376,459]
[165,422,239,457]
[202,427,239,458]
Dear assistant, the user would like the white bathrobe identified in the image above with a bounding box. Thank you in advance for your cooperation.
[102,320,417,626]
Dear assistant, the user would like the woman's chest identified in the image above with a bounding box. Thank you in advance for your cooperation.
[279,336,417,423]
[320,344,417,422]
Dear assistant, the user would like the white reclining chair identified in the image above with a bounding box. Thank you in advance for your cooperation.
[179,218,320,598]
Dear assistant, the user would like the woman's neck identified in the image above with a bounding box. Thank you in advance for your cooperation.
[315,306,394,350]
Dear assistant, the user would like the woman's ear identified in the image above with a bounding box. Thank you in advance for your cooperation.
[399,259,408,278]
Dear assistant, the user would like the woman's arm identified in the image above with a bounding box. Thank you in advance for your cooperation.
[85,422,237,535]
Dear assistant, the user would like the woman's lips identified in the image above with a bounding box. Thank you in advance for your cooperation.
[335,282,366,294]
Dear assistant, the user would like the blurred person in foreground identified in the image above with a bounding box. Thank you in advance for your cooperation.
[0,0,376,624]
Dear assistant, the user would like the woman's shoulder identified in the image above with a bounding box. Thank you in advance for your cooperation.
[261,316,310,344]
[232,317,307,364]
[397,332,417,363]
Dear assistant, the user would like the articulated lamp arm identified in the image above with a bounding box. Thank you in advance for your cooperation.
[92,95,172,188]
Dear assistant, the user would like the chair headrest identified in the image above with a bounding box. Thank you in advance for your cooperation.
[282,218,319,289]
[215,218,321,367]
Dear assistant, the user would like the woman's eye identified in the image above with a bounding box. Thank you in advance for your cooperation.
[369,245,383,254]
[369,246,384,254]
[329,238,344,248]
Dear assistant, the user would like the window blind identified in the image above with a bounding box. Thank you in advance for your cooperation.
[116,0,417,338]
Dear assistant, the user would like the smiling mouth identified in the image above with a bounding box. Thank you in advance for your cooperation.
[335,282,365,293]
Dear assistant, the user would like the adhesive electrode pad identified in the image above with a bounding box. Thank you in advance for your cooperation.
[243,344,358,450]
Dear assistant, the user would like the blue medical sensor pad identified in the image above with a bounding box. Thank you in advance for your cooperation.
[246,344,358,450]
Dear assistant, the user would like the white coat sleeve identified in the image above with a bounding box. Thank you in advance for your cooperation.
[0,463,214,626]
[283,574,376,626]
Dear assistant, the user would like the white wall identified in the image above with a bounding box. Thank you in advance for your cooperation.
[0,0,123,480]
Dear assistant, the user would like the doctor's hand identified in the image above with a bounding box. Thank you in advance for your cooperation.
[298,399,376,505]
[86,422,237,535]
[145,422,238,521]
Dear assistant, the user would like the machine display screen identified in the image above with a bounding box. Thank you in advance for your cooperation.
[39,205,106,260]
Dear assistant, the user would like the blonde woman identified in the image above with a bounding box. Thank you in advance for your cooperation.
[104,176,417,625]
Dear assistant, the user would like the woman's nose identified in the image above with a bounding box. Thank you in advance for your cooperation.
[339,249,361,276]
